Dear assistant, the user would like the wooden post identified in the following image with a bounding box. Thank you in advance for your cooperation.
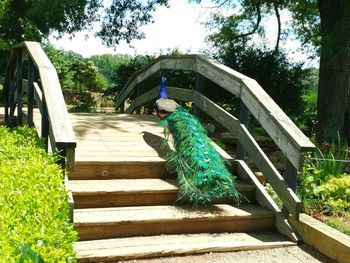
[16,49,23,126]
[282,160,298,218]
[57,146,67,171]
[284,160,298,192]
[27,57,34,126]
[9,73,16,126]
[237,101,250,160]
[4,76,9,123]
[41,95,49,151]
[135,84,141,114]
[193,73,204,117]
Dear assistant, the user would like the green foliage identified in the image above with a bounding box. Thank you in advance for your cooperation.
[317,176,350,213]
[0,0,99,72]
[19,244,44,263]
[0,126,77,262]
[90,54,132,84]
[299,136,349,214]
[45,44,109,93]
[161,107,240,206]
[0,0,169,73]
[209,42,310,118]
[265,183,283,209]
[69,60,98,91]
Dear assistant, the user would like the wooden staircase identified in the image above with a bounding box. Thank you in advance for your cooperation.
[67,113,296,262]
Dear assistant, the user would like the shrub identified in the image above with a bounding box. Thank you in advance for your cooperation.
[0,126,77,262]
[317,175,350,214]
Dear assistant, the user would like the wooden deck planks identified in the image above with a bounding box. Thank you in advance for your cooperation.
[74,204,275,240]
[69,178,256,208]
[74,204,273,225]
[74,232,295,262]
[70,178,179,195]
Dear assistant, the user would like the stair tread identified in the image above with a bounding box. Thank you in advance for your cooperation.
[74,204,273,225]
[74,232,295,261]
[70,179,255,195]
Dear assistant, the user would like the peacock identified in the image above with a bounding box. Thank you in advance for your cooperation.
[156,77,240,206]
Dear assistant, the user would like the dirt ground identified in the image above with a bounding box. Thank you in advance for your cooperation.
[121,245,336,263]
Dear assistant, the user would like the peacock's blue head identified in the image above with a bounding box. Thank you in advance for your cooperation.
[159,77,168,99]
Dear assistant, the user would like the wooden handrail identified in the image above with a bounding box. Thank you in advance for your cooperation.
[115,55,317,219]
[116,54,315,169]
[2,41,76,171]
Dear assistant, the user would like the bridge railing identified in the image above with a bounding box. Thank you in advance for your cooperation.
[115,54,316,220]
[2,41,76,171]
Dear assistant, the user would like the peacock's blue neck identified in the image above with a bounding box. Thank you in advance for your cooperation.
[159,77,168,99]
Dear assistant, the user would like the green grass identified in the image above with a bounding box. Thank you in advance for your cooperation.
[0,126,77,262]
[324,216,350,236]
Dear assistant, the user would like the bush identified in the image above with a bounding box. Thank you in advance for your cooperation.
[0,126,77,262]
[317,175,350,213]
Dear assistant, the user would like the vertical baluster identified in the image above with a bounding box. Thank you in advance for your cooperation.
[9,73,16,126]
[237,101,250,159]
[16,49,23,125]
[41,95,49,151]
[4,73,9,123]
[135,84,141,114]
[27,57,34,126]
[193,73,204,117]
[57,146,66,171]
[284,160,298,192]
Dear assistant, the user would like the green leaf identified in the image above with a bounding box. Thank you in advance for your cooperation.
[19,244,44,263]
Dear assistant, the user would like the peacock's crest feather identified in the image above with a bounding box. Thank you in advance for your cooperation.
[160,107,240,206]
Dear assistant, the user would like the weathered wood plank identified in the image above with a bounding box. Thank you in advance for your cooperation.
[21,41,54,69]
[39,67,76,147]
[160,56,196,71]
[33,82,43,112]
[196,55,243,96]
[74,205,273,224]
[125,86,159,114]
[74,204,275,240]
[71,178,178,194]
[16,49,23,125]
[69,161,167,180]
[126,86,193,113]
[241,78,314,169]
[27,57,34,126]
[167,86,193,102]
[290,213,350,263]
[74,232,295,262]
[235,160,299,242]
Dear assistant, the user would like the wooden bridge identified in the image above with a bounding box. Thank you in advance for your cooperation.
[2,42,316,262]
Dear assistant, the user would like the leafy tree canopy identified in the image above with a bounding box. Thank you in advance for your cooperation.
[0,0,168,72]
[0,0,168,50]
[200,0,320,56]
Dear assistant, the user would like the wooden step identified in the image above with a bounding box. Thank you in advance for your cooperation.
[70,179,256,208]
[74,232,295,262]
[69,161,168,180]
[74,204,275,241]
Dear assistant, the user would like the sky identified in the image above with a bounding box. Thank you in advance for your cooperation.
[49,0,317,67]
[49,0,214,57]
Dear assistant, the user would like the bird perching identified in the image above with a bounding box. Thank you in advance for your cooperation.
[156,77,240,206]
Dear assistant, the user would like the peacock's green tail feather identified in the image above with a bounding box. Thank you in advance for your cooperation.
[160,107,240,206]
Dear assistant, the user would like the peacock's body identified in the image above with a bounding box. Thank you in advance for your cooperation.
[157,84,240,206]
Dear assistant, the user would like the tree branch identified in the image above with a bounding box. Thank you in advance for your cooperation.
[237,4,262,38]
[273,0,281,53]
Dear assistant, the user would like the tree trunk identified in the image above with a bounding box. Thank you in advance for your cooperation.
[317,0,350,142]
